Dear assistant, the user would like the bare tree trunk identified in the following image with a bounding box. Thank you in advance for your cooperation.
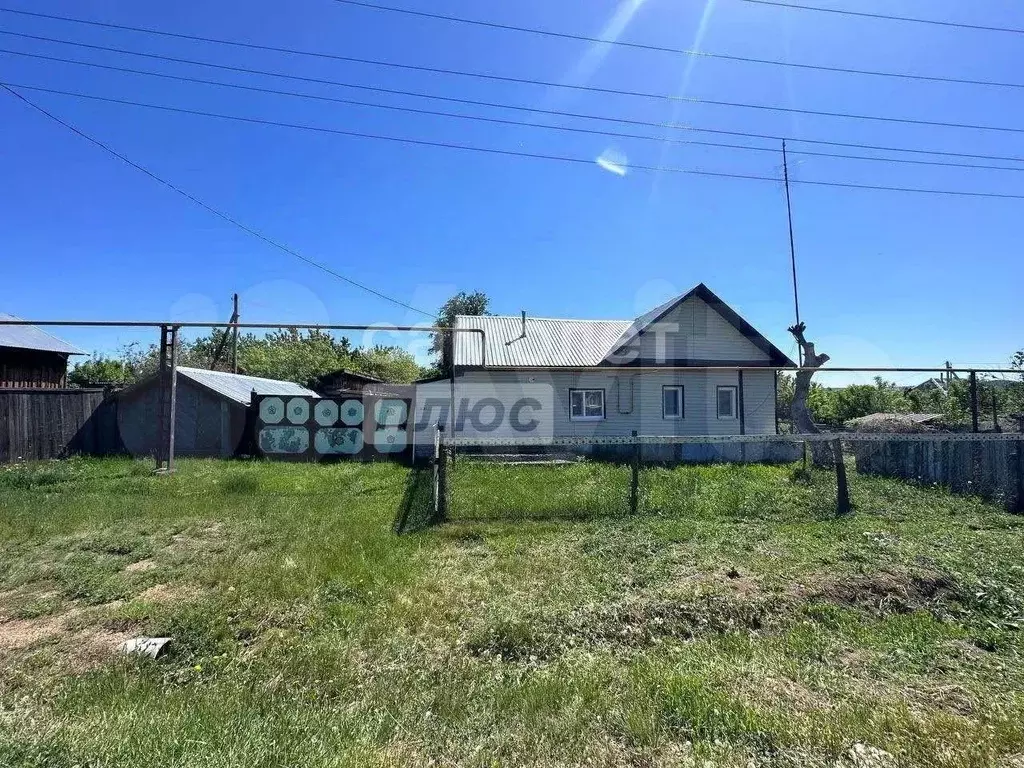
[788,322,828,463]
[788,322,852,514]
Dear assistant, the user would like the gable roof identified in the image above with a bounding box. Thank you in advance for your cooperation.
[0,314,85,355]
[119,366,317,406]
[453,284,795,368]
[909,377,948,394]
[606,283,794,366]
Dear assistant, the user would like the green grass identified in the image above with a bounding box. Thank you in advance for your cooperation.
[1,456,1024,767]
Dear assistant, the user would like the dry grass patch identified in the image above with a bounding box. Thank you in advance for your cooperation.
[137,583,201,604]
[0,612,78,652]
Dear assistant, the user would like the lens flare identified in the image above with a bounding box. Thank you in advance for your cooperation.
[596,148,628,176]
[563,0,649,87]
[652,0,719,192]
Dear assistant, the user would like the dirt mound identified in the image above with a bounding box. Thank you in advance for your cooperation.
[804,569,958,615]
[844,413,939,433]
[466,592,782,662]
[581,593,775,646]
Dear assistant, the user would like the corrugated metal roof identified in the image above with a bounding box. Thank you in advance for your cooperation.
[454,315,632,367]
[0,313,85,355]
[177,367,318,405]
[453,283,796,368]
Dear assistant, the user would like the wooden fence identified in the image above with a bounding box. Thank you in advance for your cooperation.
[0,388,122,463]
[853,438,1024,512]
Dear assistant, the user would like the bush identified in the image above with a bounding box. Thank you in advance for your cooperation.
[807,377,911,427]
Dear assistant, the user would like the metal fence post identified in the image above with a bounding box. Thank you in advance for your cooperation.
[155,324,179,473]
[432,424,441,520]
[970,371,979,433]
[629,430,640,515]
[166,325,178,473]
[436,425,449,523]
[834,437,851,515]
[1016,438,1024,514]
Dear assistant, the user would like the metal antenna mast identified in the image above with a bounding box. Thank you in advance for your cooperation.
[782,140,803,365]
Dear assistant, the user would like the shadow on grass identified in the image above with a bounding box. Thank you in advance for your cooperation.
[393,467,436,535]
[445,507,630,524]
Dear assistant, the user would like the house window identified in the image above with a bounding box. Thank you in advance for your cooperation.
[717,385,738,419]
[662,385,684,419]
[569,389,605,420]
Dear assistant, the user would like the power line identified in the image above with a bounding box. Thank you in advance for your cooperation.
[1,10,1023,113]
[8,80,1024,201]
[5,30,1024,164]
[7,32,1024,137]
[742,0,1024,35]
[0,84,434,318]
[330,0,1024,91]
[8,46,1024,174]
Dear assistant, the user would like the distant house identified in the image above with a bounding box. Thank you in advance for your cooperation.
[116,367,317,458]
[908,377,949,396]
[0,313,85,388]
[412,283,797,460]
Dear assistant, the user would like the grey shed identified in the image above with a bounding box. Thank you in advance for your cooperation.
[115,367,317,458]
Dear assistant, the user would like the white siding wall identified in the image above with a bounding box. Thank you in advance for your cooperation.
[412,369,778,452]
[636,296,769,363]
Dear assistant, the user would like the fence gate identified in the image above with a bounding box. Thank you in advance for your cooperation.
[253,393,412,462]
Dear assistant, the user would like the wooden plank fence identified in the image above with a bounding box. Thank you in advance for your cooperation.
[852,438,1024,512]
[0,388,123,463]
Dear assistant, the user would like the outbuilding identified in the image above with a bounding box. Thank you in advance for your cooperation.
[312,368,403,397]
[0,313,85,388]
[116,366,317,458]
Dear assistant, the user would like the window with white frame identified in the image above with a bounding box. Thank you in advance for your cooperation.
[717,385,738,419]
[662,385,684,419]
[569,388,605,420]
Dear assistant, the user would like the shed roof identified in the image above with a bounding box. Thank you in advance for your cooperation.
[177,367,318,405]
[453,284,795,368]
[0,313,85,355]
[119,366,318,406]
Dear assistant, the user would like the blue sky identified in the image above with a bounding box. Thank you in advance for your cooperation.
[1,0,1021,384]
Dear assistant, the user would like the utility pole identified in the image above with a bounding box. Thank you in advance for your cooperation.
[230,293,239,374]
[209,293,241,372]
[782,140,802,366]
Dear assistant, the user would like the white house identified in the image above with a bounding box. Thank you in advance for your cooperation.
[413,284,798,461]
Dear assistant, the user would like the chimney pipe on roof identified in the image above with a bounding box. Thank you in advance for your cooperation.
[521,310,527,339]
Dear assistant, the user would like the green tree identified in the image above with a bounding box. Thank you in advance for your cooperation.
[68,357,135,387]
[906,385,947,415]
[238,329,350,385]
[71,328,425,390]
[349,345,424,384]
[1008,351,1024,419]
[776,373,794,426]
[430,291,490,375]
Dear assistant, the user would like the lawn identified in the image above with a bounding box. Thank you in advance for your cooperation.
[1,457,1023,767]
